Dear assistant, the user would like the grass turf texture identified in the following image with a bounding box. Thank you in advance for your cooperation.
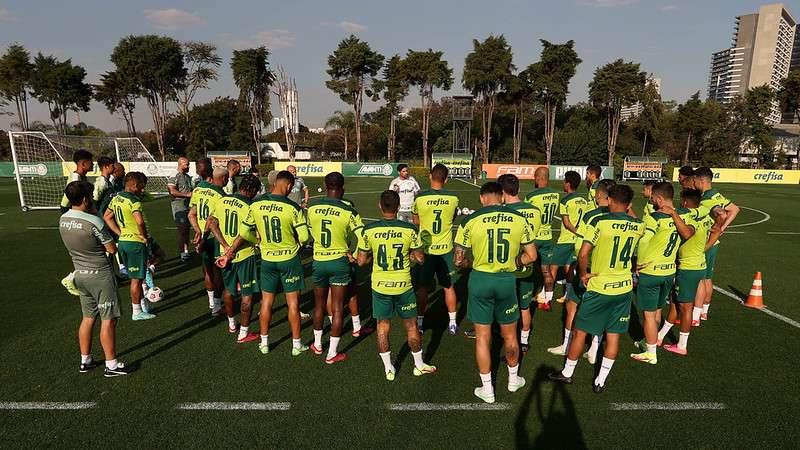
[0,176,798,448]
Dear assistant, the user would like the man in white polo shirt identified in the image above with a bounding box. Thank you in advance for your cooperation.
[389,164,420,223]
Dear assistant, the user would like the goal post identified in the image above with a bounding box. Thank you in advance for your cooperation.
[8,131,67,210]
[113,137,170,196]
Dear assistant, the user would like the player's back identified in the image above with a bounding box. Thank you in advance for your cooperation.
[505,201,541,278]
[248,193,306,261]
[588,181,599,209]
[109,192,145,243]
[525,187,560,241]
[678,213,708,271]
[638,208,693,276]
[456,205,534,274]
[307,197,364,261]
[59,209,112,271]
[190,181,225,230]
[413,189,459,255]
[213,194,256,262]
[557,192,588,244]
[574,205,609,256]
[584,212,644,295]
[360,219,420,294]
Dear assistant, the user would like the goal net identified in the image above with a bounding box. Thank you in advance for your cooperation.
[8,132,169,210]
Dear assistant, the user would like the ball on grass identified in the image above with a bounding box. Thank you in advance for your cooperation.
[317,187,323,193]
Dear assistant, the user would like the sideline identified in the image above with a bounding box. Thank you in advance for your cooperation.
[176,402,291,411]
[713,285,800,330]
[610,402,725,411]
[387,402,511,411]
[0,402,95,410]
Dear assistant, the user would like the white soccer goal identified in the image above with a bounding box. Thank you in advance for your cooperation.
[8,132,169,211]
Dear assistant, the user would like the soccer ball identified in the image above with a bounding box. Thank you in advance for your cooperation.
[461,207,472,216]
[145,287,164,303]
[317,187,323,193]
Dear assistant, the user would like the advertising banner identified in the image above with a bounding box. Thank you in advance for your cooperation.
[549,165,614,181]
[342,162,399,177]
[129,161,197,178]
[431,153,472,178]
[482,163,547,179]
[210,154,252,172]
[274,161,342,177]
[671,167,800,184]
[622,161,663,180]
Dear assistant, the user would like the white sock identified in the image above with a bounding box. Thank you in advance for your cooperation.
[703,304,710,314]
[647,343,657,355]
[379,351,394,373]
[448,311,457,326]
[657,322,673,341]
[260,334,268,347]
[327,336,340,358]
[562,328,571,348]
[313,329,323,348]
[508,364,520,383]
[412,350,425,369]
[105,358,118,370]
[692,307,702,322]
[327,315,333,325]
[132,303,142,315]
[352,315,361,332]
[520,329,530,345]
[678,331,689,350]
[479,372,493,393]
[207,291,215,309]
[562,358,578,378]
[417,315,424,329]
[81,354,91,364]
[292,338,302,349]
[238,326,248,340]
[594,357,615,387]
[227,316,236,329]
[588,335,601,355]
[545,290,554,304]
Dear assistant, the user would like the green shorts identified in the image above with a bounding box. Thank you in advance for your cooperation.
[222,255,259,297]
[201,236,219,266]
[373,289,417,320]
[566,278,586,304]
[535,239,554,265]
[467,271,519,325]
[74,269,121,320]
[574,290,632,336]
[551,243,576,266]
[260,255,305,294]
[419,252,456,288]
[312,256,351,288]
[118,240,148,279]
[675,269,704,303]
[516,275,536,310]
[636,273,674,311]
[705,245,719,279]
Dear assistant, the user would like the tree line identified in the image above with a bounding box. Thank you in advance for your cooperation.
[1,34,798,169]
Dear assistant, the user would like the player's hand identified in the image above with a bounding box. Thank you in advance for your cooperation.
[191,234,202,245]
[346,253,356,263]
[215,255,230,269]
[195,240,204,254]
[636,262,649,271]
[659,203,675,215]
[580,272,597,285]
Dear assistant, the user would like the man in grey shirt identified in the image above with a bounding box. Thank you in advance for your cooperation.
[60,181,132,377]
[286,165,309,207]
[167,157,194,262]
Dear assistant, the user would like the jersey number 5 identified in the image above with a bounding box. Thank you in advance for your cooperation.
[487,228,511,263]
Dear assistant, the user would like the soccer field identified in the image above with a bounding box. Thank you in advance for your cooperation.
[0,176,798,449]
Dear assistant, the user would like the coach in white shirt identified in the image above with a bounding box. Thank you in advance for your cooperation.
[389,164,420,223]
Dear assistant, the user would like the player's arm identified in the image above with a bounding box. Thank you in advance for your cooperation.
[103,207,121,236]
[302,185,309,206]
[453,244,471,269]
[453,221,471,268]
[670,211,695,241]
[167,184,191,199]
[94,225,117,255]
[188,205,201,240]
[705,210,727,251]
[719,201,740,232]
[132,211,148,243]
[577,241,595,284]
[516,242,538,268]
[206,215,229,249]
[410,248,424,265]
[562,213,578,234]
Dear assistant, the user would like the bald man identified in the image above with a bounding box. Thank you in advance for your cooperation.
[168,157,194,262]
[286,165,309,207]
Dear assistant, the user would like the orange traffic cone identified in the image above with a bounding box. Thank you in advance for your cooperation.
[744,272,765,309]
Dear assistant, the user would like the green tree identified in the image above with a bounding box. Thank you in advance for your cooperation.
[382,55,408,161]
[741,85,776,167]
[526,40,581,165]
[325,110,355,158]
[0,43,32,130]
[177,41,222,136]
[499,72,533,164]
[402,49,453,167]
[111,35,186,160]
[94,70,138,135]
[326,35,384,162]
[633,78,663,156]
[29,53,93,135]
[183,97,239,158]
[588,58,646,165]
[675,92,714,164]
[778,69,800,123]
[230,46,274,164]
[462,35,514,163]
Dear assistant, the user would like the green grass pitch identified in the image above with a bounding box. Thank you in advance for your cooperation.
[0,176,798,448]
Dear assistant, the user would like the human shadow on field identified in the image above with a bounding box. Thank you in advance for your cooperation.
[628,302,644,342]
[117,312,213,358]
[514,365,587,449]
[728,285,747,302]
[425,273,469,361]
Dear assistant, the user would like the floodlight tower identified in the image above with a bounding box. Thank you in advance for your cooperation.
[452,96,473,153]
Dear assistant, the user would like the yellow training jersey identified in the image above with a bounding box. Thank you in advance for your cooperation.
[505,202,541,279]
[574,206,609,257]
[109,191,146,243]
[359,219,421,295]
[587,180,599,210]
[412,189,459,255]
[678,213,708,271]
[307,197,365,261]
[525,187,560,241]
[583,212,645,295]
[643,201,655,217]
[454,205,535,274]
[210,194,257,263]
[696,189,730,248]
[245,194,309,262]
[557,192,588,245]
[189,181,225,235]
[638,208,695,276]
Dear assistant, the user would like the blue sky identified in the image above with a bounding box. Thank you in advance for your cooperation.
[0,0,789,132]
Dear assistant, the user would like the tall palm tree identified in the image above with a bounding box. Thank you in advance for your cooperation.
[325,110,355,160]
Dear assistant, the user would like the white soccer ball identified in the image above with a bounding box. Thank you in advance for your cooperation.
[317,187,323,193]
[461,207,471,216]
[146,287,164,303]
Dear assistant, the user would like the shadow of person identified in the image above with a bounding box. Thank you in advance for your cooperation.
[514,365,587,450]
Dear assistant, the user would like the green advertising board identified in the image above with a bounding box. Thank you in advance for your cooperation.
[0,161,64,178]
[342,162,399,177]
[431,153,472,178]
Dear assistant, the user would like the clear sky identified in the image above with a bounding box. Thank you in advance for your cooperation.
[0,0,790,132]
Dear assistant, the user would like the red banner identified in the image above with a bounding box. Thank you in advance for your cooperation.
[482,164,548,180]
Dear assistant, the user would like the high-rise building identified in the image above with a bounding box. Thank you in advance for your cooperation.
[621,77,661,121]
[707,3,797,124]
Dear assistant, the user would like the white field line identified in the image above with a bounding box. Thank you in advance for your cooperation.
[387,402,512,411]
[454,177,481,188]
[176,402,291,411]
[767,232,800,235]
[729,206,770,229]
[27,226,58,230]
[713,285,800,330]
[610,402,725,411]
[0,402,96,410]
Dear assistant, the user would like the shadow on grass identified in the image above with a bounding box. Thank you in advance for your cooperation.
[514,365,587,449]
[118,312,218,359]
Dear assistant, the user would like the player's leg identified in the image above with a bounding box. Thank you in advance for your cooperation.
[201,237,223,315]
[220,265,239,333]
[258,292,276,354]
[467,272,496,403]
[473,323,495,403]
[665,270,701,356]
[283,256,308,355]
[549,299,577,356]
[591,293,630,392]
[500,322,525,393]
[414,256,433,333]
[550,290,605,384]
[400,288,435,376]
[632,274,663,364]
[78,315,96,372]
[594,332,620,392]
[326,285,347,363]
[94,272,129,376]
[518,276,534,353]
[373,291,396,379]
[658,294,679,343]
[312,286,328,354]
[701,246,718,320]
[692,280,706,326]
[125,242,154,321]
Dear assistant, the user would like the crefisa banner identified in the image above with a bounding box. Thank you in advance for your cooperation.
[274,161,342,177]
[431,153,472,178]
[671,167,800,184]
